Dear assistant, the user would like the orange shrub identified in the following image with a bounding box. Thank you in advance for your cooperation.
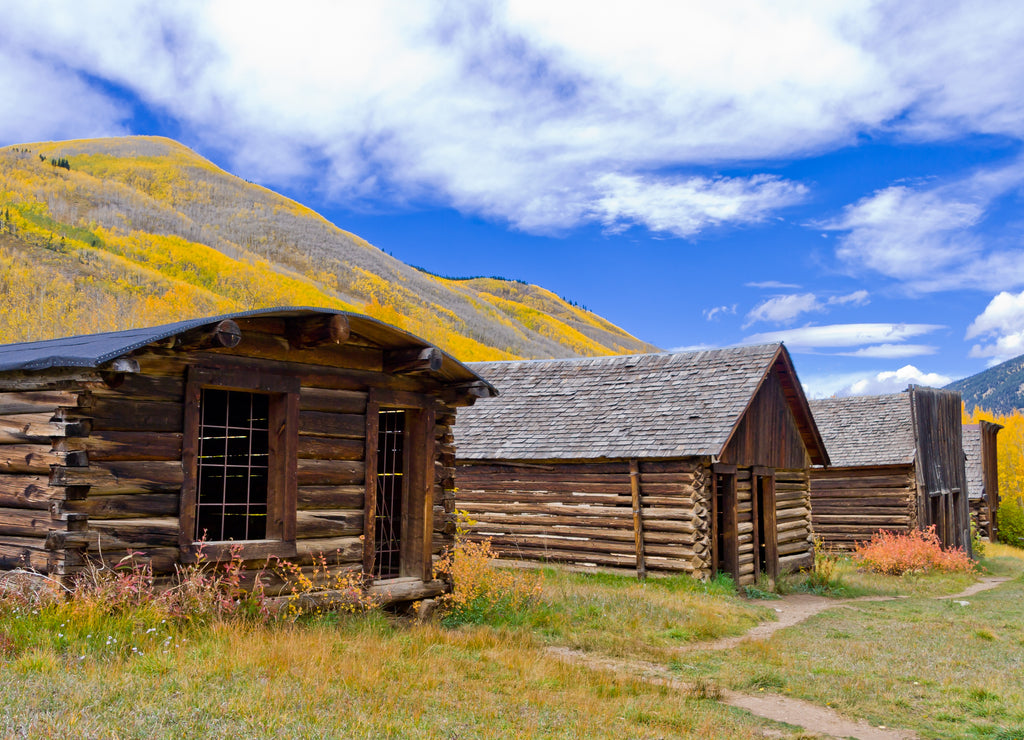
[852,527,976,576]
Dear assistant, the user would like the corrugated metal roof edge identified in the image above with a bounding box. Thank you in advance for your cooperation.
[0,306,497,395]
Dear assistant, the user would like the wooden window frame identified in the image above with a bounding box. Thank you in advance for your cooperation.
[180,366,299,562]
[363,389,436,583]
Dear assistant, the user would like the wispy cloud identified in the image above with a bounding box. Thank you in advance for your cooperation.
[744,322,944,351]
[822,160,1024,292]
[702,304,736,321]
[837,343,938,358]
[743,290,870,328]
[746,281,802,289]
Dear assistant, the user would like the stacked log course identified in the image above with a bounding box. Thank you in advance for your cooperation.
[0,310,492,603]
[458,459,711,577]
[455,344,828,585]
[809,465,916,551]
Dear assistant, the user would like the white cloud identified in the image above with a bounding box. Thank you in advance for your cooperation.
[744,294,822,327]
[803,364,952,398]
[746,281,802,289]
[744,322,944,350]
[827,290,870,307]
[593,173,807,238]
[966,290,1024,364]
[838,343,937,358]
[703,305,736,321]
[823,160,1024,291]
[743,290,870,328]
[836,365,953,397]
[3,2,1024,234]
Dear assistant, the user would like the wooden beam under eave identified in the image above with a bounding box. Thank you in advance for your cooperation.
[286,314,351,350]
[384,347,443,375]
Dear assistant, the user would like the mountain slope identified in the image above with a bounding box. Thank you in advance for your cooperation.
[0,137,657,360]
[946,354,1024,414]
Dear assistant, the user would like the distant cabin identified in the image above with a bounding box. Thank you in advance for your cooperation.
[0,308,496,605]
[454,344,829,585]
[964,421,1002,542]
[808,387,971,553]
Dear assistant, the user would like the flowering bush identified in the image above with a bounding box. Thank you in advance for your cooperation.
[275,552,378,618]
[852,527,976,576]
[433,537,542,626]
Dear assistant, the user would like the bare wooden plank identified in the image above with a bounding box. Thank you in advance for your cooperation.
[0,507,64,536]
[0,391,81,415]
[89,398,182,432]
[64,431,182,462]
[296,459,365,487]
[297,485,364,510]
[296,509,364,538]
[0,474,63,509]
[298,411,364,439]
[299,388,367,414]
[52,462,183,494]
[65,493,178,519]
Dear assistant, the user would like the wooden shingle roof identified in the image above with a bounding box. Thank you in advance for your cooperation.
[809,393,916,468]
[456,343,825,461]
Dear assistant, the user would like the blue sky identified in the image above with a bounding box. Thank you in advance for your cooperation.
[4,1,1024,397]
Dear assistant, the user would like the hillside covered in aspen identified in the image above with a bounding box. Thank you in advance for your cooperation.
[0,136,657,361]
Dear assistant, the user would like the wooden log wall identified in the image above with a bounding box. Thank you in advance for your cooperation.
[9,316,460,596]
[774,468,814,574]
[809,464,917,551]
[0,390,88,573]
[969,497,991,540]
[456,459,713,577]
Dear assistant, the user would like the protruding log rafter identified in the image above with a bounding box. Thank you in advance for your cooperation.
[441,380,494,406]
[166,319,243,351]
[384,346,443,375]
[286,314,350,350]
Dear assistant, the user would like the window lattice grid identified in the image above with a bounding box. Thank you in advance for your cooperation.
[195,388,270,541]
[374,409,406,579]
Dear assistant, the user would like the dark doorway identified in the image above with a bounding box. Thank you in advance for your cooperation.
[712,465,738,578]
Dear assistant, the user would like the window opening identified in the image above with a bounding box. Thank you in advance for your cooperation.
[755,476,769,575]
[195,388,270,541]
[374,409,406,579]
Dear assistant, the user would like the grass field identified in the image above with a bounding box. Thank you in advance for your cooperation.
[2,546,1022,738]
[675,545,1024,740]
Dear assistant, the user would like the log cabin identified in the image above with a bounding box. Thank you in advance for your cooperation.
[454,344,829,585]
[808,387,971,553]
[0,308,496,604]
[964,421,1002,542]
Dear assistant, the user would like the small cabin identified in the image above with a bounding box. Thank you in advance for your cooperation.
[808,387,971,553]
[0,308,496,604]
[454,344,829,585]
[964,421,1002,542]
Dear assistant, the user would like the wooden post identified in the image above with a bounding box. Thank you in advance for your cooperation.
[629,458,646,580]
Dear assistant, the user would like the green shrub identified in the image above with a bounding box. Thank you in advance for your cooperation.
[997,497,1024,548]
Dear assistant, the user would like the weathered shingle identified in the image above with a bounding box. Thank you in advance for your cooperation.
[962,424,984,500]
[809,394,916,467]
[456,344,784,460]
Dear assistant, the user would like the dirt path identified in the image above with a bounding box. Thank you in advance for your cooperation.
[548,577,1011,739]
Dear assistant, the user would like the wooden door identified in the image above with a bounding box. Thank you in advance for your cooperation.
[753,468,779,581]
[712,465,738,579]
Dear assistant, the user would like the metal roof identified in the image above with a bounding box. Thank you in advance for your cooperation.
[0,306,495,391]
[455,343,822,460]
[809,393,916,467]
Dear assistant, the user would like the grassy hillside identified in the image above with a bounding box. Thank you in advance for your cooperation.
[947,354,1024,414]
[0,137,657,360]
